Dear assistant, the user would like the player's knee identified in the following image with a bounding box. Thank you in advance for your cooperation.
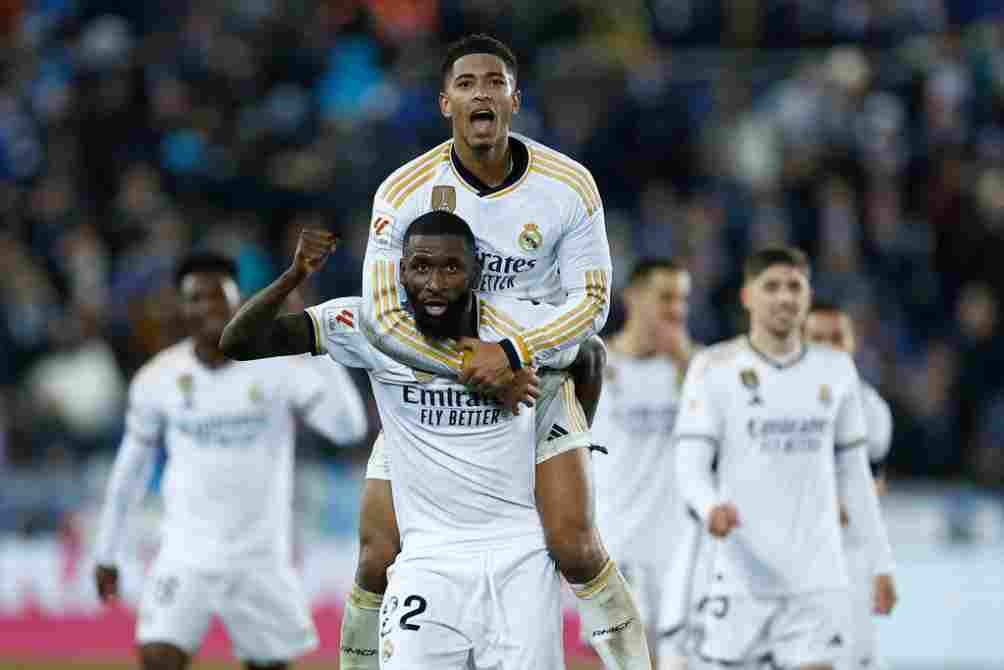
[545,522,607,584]
[140,642,188,670]
[356,525,399,594]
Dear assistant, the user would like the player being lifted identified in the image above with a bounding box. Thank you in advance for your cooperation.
[673,247,897,670]
[590,259,700,670]
[804,302,895,670]
[355,34,647,670]
[94,252,369,670]
[221,210,622,668]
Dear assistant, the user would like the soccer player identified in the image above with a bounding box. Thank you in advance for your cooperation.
[673,247,897,670]
[222,210,636,668]
[591,259,699,670]
[804,302,894,670]
[354,34,645,670]
[93,252,368,670]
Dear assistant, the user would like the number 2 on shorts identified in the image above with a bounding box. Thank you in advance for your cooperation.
[399,594,427,631]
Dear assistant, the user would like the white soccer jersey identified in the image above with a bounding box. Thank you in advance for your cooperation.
[306,295,578,555]
[861,383,892,465]
[361,133,612,375]
[592,348,684,563]
[121,341,363,568]
[674,337,868,597]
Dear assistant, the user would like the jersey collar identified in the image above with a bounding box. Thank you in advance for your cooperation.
[450,136,529,196]
[744,335,808,370]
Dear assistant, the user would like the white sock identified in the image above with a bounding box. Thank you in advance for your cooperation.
[572,560,652,669]
[340,583,383,670]
[656,650,688,670]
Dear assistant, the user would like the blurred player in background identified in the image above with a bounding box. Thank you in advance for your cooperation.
[351,34,649,670]
[804,302,894,670]
[591,258,698,670]
[221,211,609,668]
[674,247,896,670]
[93,252,368,670]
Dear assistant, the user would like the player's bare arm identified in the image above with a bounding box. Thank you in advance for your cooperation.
[220,228,336,360]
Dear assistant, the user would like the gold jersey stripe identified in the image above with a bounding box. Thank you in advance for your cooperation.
[391,161,447,209]
[562,378,588,433]
[529,164,598,216]
[479,301,523,337]
[533,150,601,206]
[379,141,452,200]
[387,152,449,207]
[532,152,601,211]
[522,270,608,353]
[372,261,462,371]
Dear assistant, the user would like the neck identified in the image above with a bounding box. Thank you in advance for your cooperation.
[194,338,230,369]
[611,324,656,358]
[748,327,802,359]
[454,135,511,187]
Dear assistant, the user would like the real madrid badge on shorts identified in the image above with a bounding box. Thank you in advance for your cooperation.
[518,223,543,253]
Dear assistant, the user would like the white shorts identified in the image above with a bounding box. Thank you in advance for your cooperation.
[693,590,848,669]
[836,545,886,670]
[137,557,317,662]
[366,373,592,480]
[378,546,563,669]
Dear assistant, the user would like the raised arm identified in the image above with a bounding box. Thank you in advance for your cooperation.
[220,229,336,360]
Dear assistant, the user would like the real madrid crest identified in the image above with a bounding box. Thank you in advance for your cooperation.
[249,383,264,404]
[739,368,762,405]
[517,223,543,253]
[818,384,833,407]
[431,185,456,212]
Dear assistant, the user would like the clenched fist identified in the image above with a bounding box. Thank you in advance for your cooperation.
[291,228,337,279]
[707,502,741,538]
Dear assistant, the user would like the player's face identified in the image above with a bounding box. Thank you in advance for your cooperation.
[440,54,519,153]
[743,264,811,339]
[804,311,856,354]
[630,269,691,329]
[179,272,241,345]
[401,234,479,337]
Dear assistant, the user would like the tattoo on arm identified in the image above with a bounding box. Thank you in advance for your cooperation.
[220,270,314,360]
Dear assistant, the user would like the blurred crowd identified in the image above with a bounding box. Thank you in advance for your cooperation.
[1,1,1003,533]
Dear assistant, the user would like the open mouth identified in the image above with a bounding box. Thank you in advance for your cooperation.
[423,302,448,317]
[470,109,496,133]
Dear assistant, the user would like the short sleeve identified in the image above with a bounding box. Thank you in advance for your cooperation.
[304,297,379,370]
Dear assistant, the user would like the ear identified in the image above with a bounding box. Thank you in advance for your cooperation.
[511,88,521,115]
[399,256,408,282]
[440,91,451,119]
[740,284,752,311]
